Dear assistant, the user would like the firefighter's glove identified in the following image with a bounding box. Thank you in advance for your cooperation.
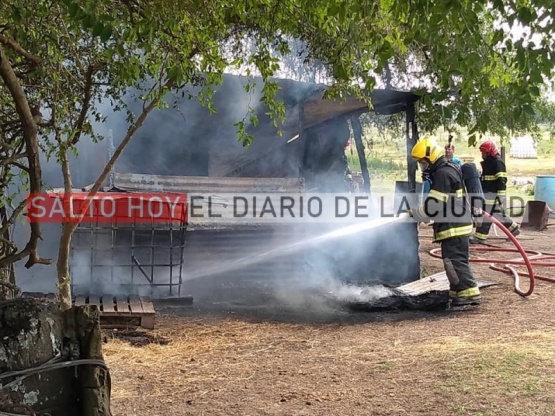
[472,207,483,217]
[407,209,430,225]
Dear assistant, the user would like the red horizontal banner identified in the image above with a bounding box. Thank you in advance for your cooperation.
[27,192,188,223]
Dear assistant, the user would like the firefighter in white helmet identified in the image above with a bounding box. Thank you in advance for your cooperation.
[409,138,481,307]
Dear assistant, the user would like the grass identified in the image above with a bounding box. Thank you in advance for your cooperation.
[105,306,555,416]
[421,332,555,413]
[537,137,555,156]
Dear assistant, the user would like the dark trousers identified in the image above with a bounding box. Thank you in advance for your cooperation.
[475,198,518,239]
[441,236,478,292]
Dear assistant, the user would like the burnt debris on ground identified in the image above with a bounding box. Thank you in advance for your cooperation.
[325,286,452,312]
[324,274,499,312]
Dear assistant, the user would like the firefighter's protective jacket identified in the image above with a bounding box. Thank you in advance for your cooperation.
[480,155,507,204]
[411,156,473,242]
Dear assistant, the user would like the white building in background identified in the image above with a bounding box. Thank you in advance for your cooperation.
[509,136,538,159]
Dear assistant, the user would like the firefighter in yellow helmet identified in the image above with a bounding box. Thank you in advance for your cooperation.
[409,138,481,307]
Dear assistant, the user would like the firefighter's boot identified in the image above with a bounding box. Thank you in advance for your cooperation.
[450,286,481,307]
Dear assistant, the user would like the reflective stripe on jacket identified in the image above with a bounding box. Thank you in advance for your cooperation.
[480,155,507,195]
[412,157,473,242]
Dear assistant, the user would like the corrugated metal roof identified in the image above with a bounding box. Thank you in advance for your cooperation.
[81,173,306,227]
[218,76,420,128]
[181,226,309,282]
[302,88,420,128]
[97,173,304,193]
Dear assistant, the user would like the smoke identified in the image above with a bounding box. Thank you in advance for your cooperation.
[10,72,421,313]
[11,74,279,294]
[178,213,418,314]
[260,217,416,313]
[112,74,319,177]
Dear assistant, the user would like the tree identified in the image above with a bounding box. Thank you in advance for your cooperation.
[2,0,555,308]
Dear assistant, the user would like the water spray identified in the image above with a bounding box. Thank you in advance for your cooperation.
[186,213,411,281]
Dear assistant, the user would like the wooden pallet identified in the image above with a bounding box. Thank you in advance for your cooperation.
[73,295,156,330]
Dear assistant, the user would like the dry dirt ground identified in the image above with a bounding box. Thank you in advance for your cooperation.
[104,218,555,416]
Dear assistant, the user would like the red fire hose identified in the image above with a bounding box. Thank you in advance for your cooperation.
[429,211,555,297]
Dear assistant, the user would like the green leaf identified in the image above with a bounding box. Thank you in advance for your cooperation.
[67,2,79,17]
[517,7,533,25]
[82,14,95,29]
[530,69,543,84]
[523,104,535,116]
[100,25,113,42]
[334,64,348,81]
[92,22,104,37]
[10,6,22,23]
[516,48,526,70]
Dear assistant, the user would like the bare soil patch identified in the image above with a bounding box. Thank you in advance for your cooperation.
[104,218,555,416]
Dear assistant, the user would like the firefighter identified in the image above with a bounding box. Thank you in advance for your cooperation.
[409,138,481,307]
[470,140,520,244]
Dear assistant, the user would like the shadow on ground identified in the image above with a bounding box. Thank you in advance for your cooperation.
[103,329,172,347]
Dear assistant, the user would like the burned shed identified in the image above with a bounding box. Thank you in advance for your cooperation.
[70,75,422,300]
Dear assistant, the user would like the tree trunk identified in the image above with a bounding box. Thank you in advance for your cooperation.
[0,264,16,300]
[57,222,75,311]
[0,298,111,416]
[0,44,51,270]
[0,233,17,300]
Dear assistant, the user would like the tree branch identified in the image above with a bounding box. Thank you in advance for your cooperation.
[0,34,42,65]
[71,63,99,145]
[0,152,27,166]
[0,236,17,252]
[0,244,52,268]
[71,79,174,233]
[0,198,26,237]
[11,161,29,172]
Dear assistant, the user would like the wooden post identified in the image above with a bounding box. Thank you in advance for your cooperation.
[350,114,371,194]
[406,102,418,193]
[72,305,112,416]
[297,104,306,183]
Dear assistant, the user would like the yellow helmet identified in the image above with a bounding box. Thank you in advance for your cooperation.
[411,138,444,163]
